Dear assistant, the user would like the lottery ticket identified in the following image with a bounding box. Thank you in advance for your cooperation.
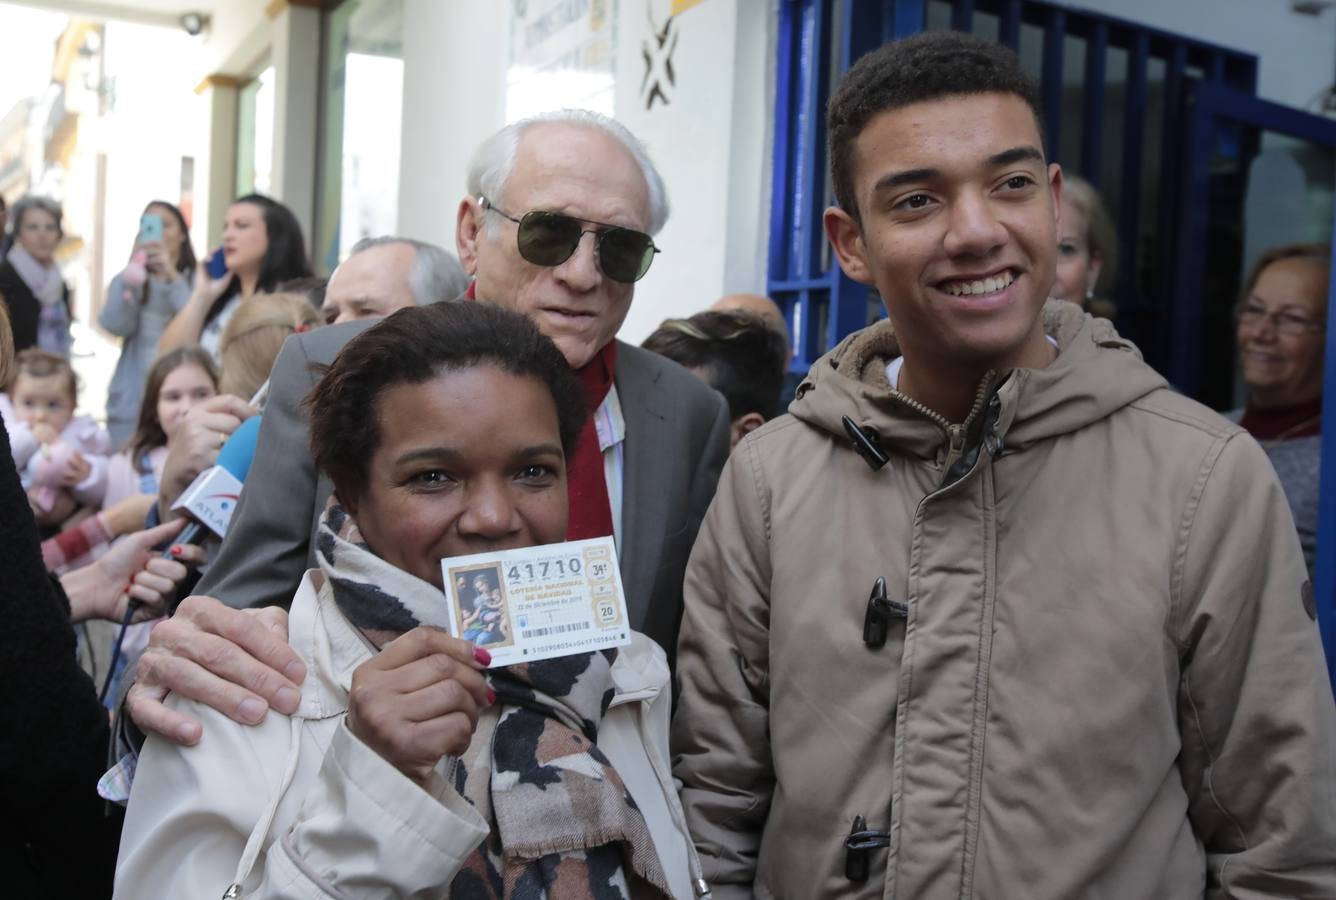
[439,536,631,666]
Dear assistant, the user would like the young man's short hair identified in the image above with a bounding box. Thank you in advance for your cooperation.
[642,310,787,420]
[827,31,1045,225]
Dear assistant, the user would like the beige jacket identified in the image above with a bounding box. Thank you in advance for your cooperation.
[116,570,706,898]
[673,303,1336,898]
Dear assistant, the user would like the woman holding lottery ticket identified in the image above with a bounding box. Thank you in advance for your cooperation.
[114,302,707,898]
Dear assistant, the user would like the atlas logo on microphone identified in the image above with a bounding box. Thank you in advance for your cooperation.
[172,470,243,537]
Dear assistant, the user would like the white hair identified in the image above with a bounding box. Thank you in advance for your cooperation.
[348,236,470,304]
[466,109,669,235]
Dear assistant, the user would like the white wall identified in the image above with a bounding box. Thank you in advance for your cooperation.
[193,0,273,78]
[100,21,207,280]
[395,0,507,248]
[1080,0,1336,110]
[614,0,775,344]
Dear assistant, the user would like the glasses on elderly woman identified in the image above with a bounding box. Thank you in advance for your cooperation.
[1236,300,1326,337]
[480,196,659,284]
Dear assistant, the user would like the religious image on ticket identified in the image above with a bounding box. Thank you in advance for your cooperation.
[440,536,631,666]
[449,565,515,650]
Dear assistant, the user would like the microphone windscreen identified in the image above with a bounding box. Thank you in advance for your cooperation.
[216,415,262,482]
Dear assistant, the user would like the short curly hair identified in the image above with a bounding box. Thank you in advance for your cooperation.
[827,32,1044,226]
[306,302,587,502]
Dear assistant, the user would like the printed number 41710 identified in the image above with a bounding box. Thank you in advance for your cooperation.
[507,558,583,581]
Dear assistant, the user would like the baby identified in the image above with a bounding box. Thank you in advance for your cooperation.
[8,349,110,524]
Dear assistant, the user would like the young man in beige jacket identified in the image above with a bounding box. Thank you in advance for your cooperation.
[672,32,1336,898]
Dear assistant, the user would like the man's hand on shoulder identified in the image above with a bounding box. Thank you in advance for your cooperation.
[127,595,306,745]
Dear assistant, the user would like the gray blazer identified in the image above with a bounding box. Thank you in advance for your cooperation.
[197,319,731,656]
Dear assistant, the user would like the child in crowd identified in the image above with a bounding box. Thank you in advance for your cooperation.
[7,349,110,529]
[103,346,219,509]
[217,291,319,403]
[95,346,219,704]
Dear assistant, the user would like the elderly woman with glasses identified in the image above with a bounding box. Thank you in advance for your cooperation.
[1230,243,1329,578]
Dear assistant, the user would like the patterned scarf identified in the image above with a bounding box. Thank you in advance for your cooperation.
[314,501,672,899]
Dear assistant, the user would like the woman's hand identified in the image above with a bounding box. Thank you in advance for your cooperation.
[158,255,230,353]
[194,257,231,305]
[346,628,495,788]
[141,240,172,280]
[62,518,208,623]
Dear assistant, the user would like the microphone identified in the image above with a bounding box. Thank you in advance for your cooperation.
[167,415,262,549]
[100,418,264,706]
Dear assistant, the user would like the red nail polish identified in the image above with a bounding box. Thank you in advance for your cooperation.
[486,688,497,705]
[170,545,182,557]
[473,646,491,666]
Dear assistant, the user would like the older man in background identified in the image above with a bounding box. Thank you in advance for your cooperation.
[126,110,730,747]
[319,236,468,325]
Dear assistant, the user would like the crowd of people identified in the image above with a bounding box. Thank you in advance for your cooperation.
[1,30,1333,899]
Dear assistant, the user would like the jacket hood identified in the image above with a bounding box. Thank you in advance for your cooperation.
[788,300,1168,458]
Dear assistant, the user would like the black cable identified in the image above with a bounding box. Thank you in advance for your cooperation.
[97,601,139,706]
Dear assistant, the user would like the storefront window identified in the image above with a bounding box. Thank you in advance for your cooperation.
[314,0,404,273]
[235,64,274,195]
[506,0,616,123]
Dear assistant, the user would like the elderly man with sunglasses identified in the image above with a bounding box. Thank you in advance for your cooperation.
[121,110,731,748]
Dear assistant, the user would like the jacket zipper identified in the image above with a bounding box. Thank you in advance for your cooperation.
[886,371,999,481]
[884,380,1004,896]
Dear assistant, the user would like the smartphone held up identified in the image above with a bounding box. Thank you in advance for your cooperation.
[139,213,163,243]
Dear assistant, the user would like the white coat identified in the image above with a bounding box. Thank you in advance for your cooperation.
[115,569,705,898]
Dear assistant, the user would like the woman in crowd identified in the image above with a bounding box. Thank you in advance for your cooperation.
[0,195,72,354]
[218,291,320,402]
[103,346,219,510]
[158,193,311,360]
[116,302,705,898]
[100,201,197,446]
[1052,174,1118,320]
[1231,242,1328,578]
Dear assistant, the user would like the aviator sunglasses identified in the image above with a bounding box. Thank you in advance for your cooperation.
[480,196,660,283]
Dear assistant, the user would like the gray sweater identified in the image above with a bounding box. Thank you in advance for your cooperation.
[1226,409,1320,580]
[98,271,193,446]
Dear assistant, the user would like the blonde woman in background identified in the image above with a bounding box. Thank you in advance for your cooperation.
[1053,174,1119,320]
[218,292,320,402]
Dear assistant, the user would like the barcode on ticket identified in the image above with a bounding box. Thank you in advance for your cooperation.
[520,621,592,639]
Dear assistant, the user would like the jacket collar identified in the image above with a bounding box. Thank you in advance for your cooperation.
[788,300,1166,460]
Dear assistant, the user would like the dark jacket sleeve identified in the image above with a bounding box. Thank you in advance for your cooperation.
[197,322,368,609]
[0,420,120,896]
